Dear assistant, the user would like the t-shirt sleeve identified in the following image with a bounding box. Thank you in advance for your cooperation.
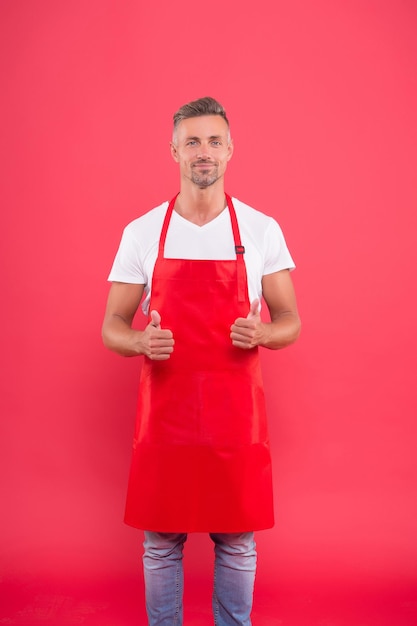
[263,218,296,275]
[107,224,146,284]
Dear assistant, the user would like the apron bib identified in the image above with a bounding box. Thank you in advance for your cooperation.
[124,194,274,532]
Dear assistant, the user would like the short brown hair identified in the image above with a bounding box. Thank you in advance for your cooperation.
[173,96,229,138]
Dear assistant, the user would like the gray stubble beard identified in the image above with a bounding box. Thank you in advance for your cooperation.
[191,165,219,189]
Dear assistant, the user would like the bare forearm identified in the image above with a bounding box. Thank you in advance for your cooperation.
[102,311,175,360]
[102,314,144,356]
[257,312,301,350]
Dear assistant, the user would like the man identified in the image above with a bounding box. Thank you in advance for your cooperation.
[102,96,300,626]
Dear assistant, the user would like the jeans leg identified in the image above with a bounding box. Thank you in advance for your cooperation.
[143,531,187,626]
[210,532,257,626]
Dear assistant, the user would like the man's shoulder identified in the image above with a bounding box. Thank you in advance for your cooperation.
[232,197,275,226]
[123,201,169,235]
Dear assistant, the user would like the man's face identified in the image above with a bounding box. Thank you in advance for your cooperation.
[170,115,233,189]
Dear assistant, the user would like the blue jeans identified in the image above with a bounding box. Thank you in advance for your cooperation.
[143,531,257,625]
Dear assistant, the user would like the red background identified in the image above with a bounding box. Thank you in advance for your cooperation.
[1,1,417,624]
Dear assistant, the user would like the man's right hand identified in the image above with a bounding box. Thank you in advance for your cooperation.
[102,283,175,358]
[139,310,175,360]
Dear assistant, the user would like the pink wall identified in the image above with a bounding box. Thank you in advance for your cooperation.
[1,0,416,622]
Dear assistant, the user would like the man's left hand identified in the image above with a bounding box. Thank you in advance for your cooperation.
[230,299,263,349]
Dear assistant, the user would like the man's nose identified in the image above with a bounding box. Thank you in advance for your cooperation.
[197,144,211,159]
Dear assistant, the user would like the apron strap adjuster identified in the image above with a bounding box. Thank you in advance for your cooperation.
[235,245,245,255]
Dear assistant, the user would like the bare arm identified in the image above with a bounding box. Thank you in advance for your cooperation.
[230,269,301,350]
[101,282,174,359]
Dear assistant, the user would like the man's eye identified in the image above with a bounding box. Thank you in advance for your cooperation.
[187,141,197,146]
[211,141,221,146]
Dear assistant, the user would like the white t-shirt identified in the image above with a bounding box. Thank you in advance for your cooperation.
[108,197,295,315]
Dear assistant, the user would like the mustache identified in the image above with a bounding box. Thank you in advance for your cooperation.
[192,160,216,166]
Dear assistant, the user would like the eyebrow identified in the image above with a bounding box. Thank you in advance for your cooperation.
[185,135,223,141]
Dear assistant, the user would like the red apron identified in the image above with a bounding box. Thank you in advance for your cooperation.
[124,194,274,532]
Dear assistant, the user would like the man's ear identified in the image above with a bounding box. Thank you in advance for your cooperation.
[170,142,179,163]
[227,139,234,162]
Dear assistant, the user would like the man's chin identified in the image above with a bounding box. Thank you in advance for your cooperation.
[192,175,218,188]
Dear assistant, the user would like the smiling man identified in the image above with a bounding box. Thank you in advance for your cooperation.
[172,113,232,192]
[102,96,301,626]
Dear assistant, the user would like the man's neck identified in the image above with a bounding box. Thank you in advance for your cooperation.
[175,185,227,227]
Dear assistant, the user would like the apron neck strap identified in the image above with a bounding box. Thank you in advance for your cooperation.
[158,194,179,255]
[225,194,248,303]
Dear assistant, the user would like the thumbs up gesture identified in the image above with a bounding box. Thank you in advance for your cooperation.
[246,299,260,320]
[141,309,175,360]
[230,299,262,349]
[150,310,162,328]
